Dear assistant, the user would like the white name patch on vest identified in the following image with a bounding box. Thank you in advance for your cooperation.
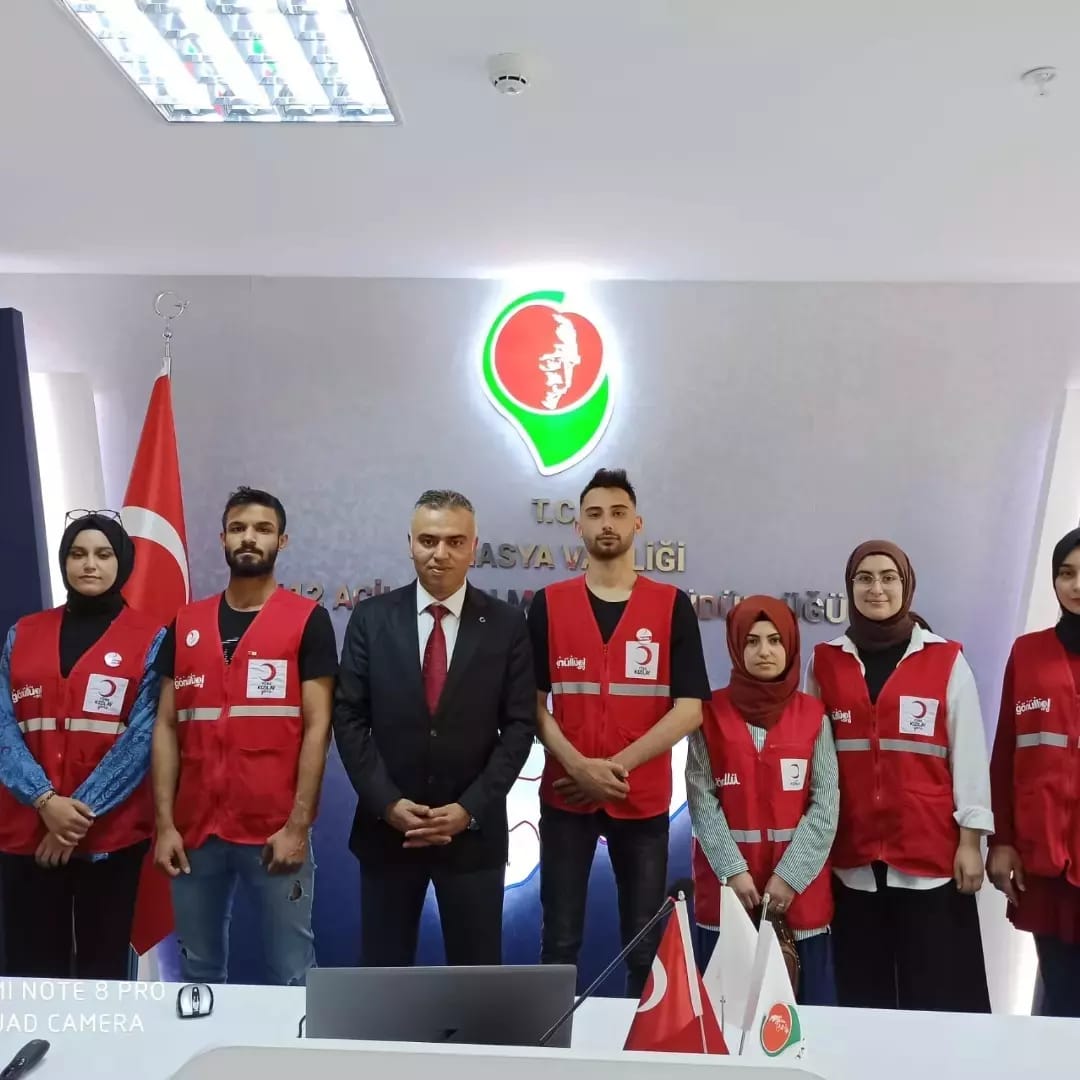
[899,696,939,737]
[625,630,660,680]
[83,675,130,716]
[247,659,287,699]
[780,758,808,792]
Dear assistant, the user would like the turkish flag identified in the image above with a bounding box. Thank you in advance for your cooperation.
[121,361,190,955]
[623,898,729,1055]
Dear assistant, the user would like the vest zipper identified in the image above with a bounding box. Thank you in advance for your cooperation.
[870,699,883,864]
[600,642,609,760]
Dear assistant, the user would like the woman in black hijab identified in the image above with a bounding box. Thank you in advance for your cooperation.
[0,512,165,978]
[988,528,1080,1016]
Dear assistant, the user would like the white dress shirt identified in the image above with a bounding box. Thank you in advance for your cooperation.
[804,624,994,892]
[416,580,467,671]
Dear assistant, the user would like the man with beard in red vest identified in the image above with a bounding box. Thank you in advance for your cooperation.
[151,487,337,985]
[527,468,710,997]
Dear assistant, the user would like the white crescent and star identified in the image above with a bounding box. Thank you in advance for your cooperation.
[119,504,190,602]
[636,955,668,1013]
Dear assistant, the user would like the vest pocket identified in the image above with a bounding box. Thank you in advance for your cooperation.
[1014,783,1062,876]
[900,782,955,873]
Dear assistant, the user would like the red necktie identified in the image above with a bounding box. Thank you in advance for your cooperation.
[422,603,449,714]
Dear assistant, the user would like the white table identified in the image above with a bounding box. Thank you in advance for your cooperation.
[0,979,1076,1079]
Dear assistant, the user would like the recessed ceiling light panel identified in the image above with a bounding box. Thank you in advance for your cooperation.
[57,1,395,123]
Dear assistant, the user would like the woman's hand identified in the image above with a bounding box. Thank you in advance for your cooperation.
[37,793,94,846]
[35,832,75,869]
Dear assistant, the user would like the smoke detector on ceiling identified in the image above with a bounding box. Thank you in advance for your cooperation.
[1021,66,1057,97]
[487,54,530,95]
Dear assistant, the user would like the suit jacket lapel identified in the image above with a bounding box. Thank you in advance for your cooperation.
[438,583,485,714]
[393,583,426,707]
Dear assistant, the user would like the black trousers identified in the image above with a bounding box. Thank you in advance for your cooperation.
[1034,934,1080,1017]
[359,860,505,966]
[832,863,991,1012]
[0,840,149,979]
[539,805,669,999]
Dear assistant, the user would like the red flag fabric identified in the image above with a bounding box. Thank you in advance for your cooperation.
[623,898,729,1055]
[121,362,190,955]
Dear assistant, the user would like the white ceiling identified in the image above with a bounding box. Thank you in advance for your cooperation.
[3,0,1080,281]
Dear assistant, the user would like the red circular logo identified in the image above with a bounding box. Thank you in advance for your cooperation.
[492,304,603,412]
[760,1003,794,1056]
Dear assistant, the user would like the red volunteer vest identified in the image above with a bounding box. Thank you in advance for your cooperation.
[691,690,833,931]
[0,606,160,856]
[1007,628,1080,883]
[543,575,677,819]
[813,636,960,878]
[172,588,316,849]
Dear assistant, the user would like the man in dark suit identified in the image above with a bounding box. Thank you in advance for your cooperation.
[333,489,536,966]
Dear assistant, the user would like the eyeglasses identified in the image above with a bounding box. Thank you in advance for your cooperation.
[852,572,902,588]
[64,508,123,526]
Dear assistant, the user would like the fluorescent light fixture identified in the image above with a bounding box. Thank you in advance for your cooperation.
[57,1,395,123]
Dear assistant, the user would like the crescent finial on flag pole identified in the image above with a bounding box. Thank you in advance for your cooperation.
[154,291,189,376]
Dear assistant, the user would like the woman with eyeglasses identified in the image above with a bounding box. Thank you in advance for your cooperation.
[805,540,993,1012]
[688,595,839,1005]
[0,511,165,978]
[987,528,1080,1017]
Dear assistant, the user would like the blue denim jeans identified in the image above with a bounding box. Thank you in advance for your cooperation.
[170,835,316,986]
[539,805,669,998]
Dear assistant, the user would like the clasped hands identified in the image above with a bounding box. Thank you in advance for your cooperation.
[386,799,472,848]
[34,793,95,868]
[551,757,630,807]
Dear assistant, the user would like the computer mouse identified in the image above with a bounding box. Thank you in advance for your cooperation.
[176,983,214,1020]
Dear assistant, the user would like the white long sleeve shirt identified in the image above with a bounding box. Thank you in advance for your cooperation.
[804,625,994,892]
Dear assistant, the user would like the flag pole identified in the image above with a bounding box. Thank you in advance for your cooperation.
[738,894,772,1056]
[153,291,189,377]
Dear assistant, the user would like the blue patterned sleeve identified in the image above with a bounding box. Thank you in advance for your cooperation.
[72,628,165,817]
[0,625,53,806]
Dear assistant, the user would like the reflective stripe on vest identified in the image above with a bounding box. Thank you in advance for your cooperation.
[608,683,672,697]
[550,681,669,697]
[177,705,302,722]
[1016,731,1069,749]
[228,705,302,718]
[16,717,57,734]
[729,829,762,843]
[177,708,223,723]
[880,738,949,759]
[65,717,126,735]
[768,828,796,842]
[836,738,871,751]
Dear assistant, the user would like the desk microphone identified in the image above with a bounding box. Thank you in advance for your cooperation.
[0,1039,49,1078]
[537,878,694,1047]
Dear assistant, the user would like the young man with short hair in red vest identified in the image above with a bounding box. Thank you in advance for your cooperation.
[152,487,337,986]
[527,469,710,997]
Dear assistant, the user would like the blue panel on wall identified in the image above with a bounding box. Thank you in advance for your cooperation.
[156,745,693,997]
[0,309,49,633]
[0,308,50,976]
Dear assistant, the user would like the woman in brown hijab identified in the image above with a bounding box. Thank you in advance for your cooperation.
[687,595,839,1005]
[805,540,993,1012]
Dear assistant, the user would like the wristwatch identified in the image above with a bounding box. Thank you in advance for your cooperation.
[467,816,480,832]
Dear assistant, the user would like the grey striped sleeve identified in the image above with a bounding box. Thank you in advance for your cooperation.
[774,717,839,894]
[685,730,749,881]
